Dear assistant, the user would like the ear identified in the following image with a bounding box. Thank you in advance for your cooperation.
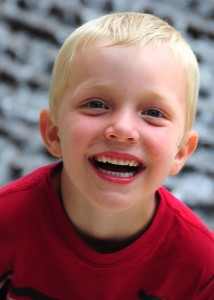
[39,109,62,158]
[169,130,198,176]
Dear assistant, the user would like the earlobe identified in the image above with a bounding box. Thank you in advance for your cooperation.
[169,130,198,176]
[39,109,62,158]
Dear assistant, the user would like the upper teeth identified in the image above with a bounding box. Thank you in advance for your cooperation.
[96,155,140,167]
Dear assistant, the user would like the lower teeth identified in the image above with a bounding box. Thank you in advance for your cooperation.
[99,168,135,178]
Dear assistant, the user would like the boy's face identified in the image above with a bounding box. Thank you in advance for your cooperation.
[41,42,198,213]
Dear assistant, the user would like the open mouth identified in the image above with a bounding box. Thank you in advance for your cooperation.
[90,154,143,178]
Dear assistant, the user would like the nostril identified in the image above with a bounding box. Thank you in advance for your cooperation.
[104,125,140,143]
[127,137,136,143]
[108,134,116,139]
[105,129,117,140]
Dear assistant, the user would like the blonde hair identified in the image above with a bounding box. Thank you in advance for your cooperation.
[49,12,199,135]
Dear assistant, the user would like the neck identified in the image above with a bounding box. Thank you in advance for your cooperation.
[54,168,158,253]
[71,207,157,253]
[68,198,158,254]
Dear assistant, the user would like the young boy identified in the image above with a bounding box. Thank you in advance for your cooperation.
[0,12,213,300]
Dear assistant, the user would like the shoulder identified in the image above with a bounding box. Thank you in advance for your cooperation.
[158,186,214,261]
[0,162,59,193]
[157,187,214,290]
[0,162,61,280]
[0,162,61,226]
[0,162,60,196]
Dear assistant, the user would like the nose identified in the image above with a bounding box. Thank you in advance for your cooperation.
[104,112,140,144]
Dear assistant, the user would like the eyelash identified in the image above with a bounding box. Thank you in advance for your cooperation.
[142,108,164,119]
[83,100,165,120]
[86,100,109,110]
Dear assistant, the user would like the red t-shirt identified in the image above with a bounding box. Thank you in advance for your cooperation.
[0,163,213,299]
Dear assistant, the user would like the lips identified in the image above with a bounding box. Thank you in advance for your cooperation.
[89,153,144,181]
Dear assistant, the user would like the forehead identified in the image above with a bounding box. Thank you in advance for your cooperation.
[71,41,181,75]
[67,42,187,102]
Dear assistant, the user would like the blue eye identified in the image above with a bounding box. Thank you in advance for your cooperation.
[87,100,108,109]
[143,109,163,118]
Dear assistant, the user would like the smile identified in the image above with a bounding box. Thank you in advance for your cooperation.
[90,153,144,181]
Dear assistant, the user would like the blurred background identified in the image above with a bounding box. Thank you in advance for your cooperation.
[0,0,213,229]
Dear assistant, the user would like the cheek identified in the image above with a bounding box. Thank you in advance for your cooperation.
[60,116,101,150]
[144,128,180,160]
[71,120,98,141]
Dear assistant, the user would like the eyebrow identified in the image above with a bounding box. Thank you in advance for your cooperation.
[79,81,114,90]
[139,88,180,104]
[70,81,117,98]
[70,79,182,107]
